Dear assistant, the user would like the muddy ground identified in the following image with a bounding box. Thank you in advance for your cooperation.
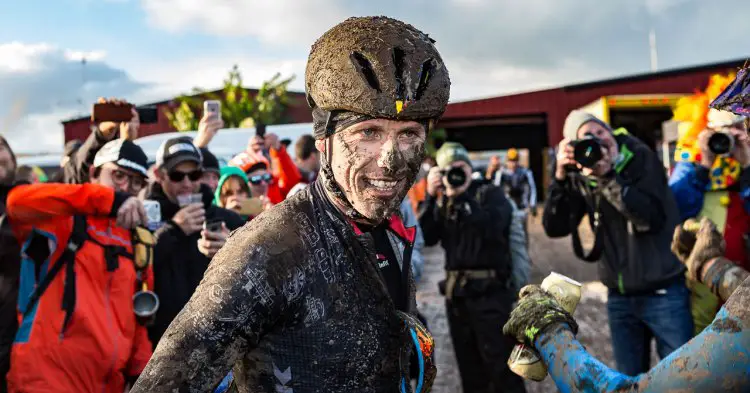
[417,214,659,393]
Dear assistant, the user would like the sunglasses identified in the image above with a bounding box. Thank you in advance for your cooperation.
[168,170,203,182]
[248,173,272,185]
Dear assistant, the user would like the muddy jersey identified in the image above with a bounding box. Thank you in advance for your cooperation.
[131,181,419,393]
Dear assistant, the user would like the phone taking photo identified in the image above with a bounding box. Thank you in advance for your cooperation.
[204,100,221,118]
[203,219,224,233]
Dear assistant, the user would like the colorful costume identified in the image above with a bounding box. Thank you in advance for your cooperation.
[668,72,750,334]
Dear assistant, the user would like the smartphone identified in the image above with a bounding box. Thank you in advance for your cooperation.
[92,102,133,123]
[255,123,266,138]
[238,197,264,216]
[177,193,202,207]
[203,219,224,233]
[92,103,159,124]
[142,200,161,228]
[204,100,221,118]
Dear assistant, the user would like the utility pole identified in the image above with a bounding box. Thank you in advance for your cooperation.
[649,28,659,72]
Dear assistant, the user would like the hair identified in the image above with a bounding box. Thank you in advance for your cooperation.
[221,175,251,198]
[15,165,33,183]
[0,135,17,168]
[295,134,317,161]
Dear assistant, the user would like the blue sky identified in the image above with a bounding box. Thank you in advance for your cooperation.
[1,0,749,154]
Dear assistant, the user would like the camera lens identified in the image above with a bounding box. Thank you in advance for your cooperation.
[708,132,734,155]
[444,167,467,187]
[572,136,603,169]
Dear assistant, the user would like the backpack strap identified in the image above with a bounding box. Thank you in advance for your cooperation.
[23,215,88,337]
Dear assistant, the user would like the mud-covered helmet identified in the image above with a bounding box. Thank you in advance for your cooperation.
[305,16,451,122]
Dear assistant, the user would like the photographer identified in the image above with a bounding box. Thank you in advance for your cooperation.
[668,108,750,334]
[420,142,526,393]
[543,110,692,376]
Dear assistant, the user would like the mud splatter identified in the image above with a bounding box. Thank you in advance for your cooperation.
[711,317,741,333]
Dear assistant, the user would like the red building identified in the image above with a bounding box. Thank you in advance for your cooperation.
[439,58,747,196]
[62,88,312,143]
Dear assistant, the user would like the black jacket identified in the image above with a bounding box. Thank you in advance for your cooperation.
[0,184,22,393]
[419,181,514,282]
[143,183,244,345]
[131,181,420,393]
[542,133,684,294]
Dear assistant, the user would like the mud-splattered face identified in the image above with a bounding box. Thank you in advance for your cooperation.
[327,119,426,223]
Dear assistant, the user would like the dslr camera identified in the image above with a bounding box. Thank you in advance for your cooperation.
[707,131,734,155]
[568,135,603,169]
[441,166,467,188]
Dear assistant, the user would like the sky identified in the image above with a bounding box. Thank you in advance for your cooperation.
[1,0,749,154]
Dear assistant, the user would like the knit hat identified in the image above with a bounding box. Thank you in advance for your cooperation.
[435,142,471,168]
[562,110,612,141]
[506,148,519,161]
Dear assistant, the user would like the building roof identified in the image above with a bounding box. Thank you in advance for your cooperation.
[61,87,307,124]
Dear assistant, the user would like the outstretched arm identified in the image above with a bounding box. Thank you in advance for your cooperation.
[536,278,750,393]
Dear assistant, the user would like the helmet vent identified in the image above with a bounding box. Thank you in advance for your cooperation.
[393,47,406,101]
[350,51,381,93]
[415,58,435,100]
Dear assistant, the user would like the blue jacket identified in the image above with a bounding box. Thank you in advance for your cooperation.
[668,161,750,221]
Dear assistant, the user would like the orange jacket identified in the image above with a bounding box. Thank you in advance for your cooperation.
[6,183,153,393]
[230,146,302,205]
[408,177,427,214]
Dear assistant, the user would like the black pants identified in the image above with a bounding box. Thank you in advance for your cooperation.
[447,286,526,393]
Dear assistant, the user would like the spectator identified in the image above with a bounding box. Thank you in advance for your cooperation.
[407,156,435,214]
[48,139,83,182]
[543,110,692,376]
[199,147,221,193]
[63,98,139,184]
[241,131,302,201]
[495,148,537,217]
[669,108,750,334]
[227,151,274,210]
[400,197,425,283]
[0,135,19,392]
[294,134,319,184]
[5,138,154,392]
[213,166,256,221]
[419,142,526,393]
[143,136,243,346]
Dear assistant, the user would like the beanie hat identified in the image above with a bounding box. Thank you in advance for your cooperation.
[506,148,519,161]
[562,110,612,141]
[435,142,471,168]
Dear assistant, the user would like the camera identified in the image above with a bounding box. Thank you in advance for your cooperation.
[708,132,734,155]
[569,135,603,169]
[441,166,467,188]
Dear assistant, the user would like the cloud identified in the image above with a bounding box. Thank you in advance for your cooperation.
[138,0,750,100]
[0,42,148,153]
[140,0,348,48]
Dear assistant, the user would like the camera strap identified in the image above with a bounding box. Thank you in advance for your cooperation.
[568,174,604,262]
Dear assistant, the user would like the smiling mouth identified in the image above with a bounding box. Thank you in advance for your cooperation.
[364,178,400,192]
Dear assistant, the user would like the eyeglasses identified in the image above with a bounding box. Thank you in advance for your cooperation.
[168,170,203,182]
[248,173,272,185]
[110,169,146,190]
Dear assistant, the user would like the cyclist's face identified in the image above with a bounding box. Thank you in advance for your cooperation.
[325,118,426,223]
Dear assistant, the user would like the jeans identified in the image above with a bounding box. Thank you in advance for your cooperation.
[606,278,693,376]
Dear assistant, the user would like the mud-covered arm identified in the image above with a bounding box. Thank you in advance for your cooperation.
[597,148,668,232]
[668,162,710,221]
[700,257,750,302]
[536,279,750,393]
[542,178,586,238]
[130,229,292,393]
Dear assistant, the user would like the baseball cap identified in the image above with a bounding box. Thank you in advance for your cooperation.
[200,147,220,174]
[93,139,149,177]
[156,137,203,172]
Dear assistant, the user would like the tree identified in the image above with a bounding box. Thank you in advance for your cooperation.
[164,65,295,131]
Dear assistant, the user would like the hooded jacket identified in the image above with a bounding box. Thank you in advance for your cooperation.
[5,183,153,393]
[131,181,422,393]
[143,182,244,345]
[543,130,685,294]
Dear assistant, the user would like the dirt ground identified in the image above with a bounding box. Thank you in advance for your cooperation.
[417,213,656,393]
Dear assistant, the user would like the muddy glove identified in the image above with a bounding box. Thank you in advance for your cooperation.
[672,217,725,281]
[502,285,578,347]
